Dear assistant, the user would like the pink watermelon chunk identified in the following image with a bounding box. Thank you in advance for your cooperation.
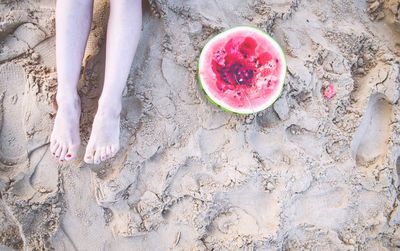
[198,26,287,114]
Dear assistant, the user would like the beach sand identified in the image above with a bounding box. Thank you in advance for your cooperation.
[0,0,400,250]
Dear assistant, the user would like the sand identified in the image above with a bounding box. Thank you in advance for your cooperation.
[0,0,400,250]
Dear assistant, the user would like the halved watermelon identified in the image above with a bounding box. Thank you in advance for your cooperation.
[198,26,286,114]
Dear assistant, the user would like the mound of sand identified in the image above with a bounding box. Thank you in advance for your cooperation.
[0,0,400,250]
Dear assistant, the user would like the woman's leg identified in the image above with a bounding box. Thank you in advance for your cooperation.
[50,0,94,161]
[84,0,142,164]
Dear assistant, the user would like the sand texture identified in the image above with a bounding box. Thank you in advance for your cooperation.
[1,0,400,250]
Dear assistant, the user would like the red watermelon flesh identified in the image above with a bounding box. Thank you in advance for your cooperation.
[198,27,286,114]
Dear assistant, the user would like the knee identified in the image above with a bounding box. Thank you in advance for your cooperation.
[69,0,93,4]
[66,0,93,7]
[110,0,141,7]
[58,0,93,10]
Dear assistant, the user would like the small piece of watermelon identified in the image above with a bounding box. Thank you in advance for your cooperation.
[323,84,336,100]
[198,26,287,114]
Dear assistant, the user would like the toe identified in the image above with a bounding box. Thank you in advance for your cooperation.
[59,145,68,161]
[105,146,112,159]
[50,141,59,155]
[54,144,63,159]
[65,144,79,161]
[110,144,119,157]
[100,147,107,161]
[84,146,95,164]
[93,149,102,164]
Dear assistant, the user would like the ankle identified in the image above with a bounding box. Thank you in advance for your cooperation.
[97,96,122,115]
[56,89,79,100]
[56,92,80,108]
[96,101,121,118]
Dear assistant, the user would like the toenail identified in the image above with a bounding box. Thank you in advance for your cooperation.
[66,154,72,158]
[56,156,59,158]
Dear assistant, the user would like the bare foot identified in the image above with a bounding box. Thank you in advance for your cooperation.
[50,94,81,161]
[84,103,120,164]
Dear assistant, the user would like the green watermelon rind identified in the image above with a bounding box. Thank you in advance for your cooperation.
[198,26,287,115]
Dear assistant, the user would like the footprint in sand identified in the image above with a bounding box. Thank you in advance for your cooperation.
[0,63,28,167]
[211,207,258,236]
[0,23,46,63]
[285,124,322,158]
[0,61,57,195]
[351,93,393,166]
[33,37,56,68]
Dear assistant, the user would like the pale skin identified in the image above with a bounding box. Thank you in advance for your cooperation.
[50,0,142,164]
